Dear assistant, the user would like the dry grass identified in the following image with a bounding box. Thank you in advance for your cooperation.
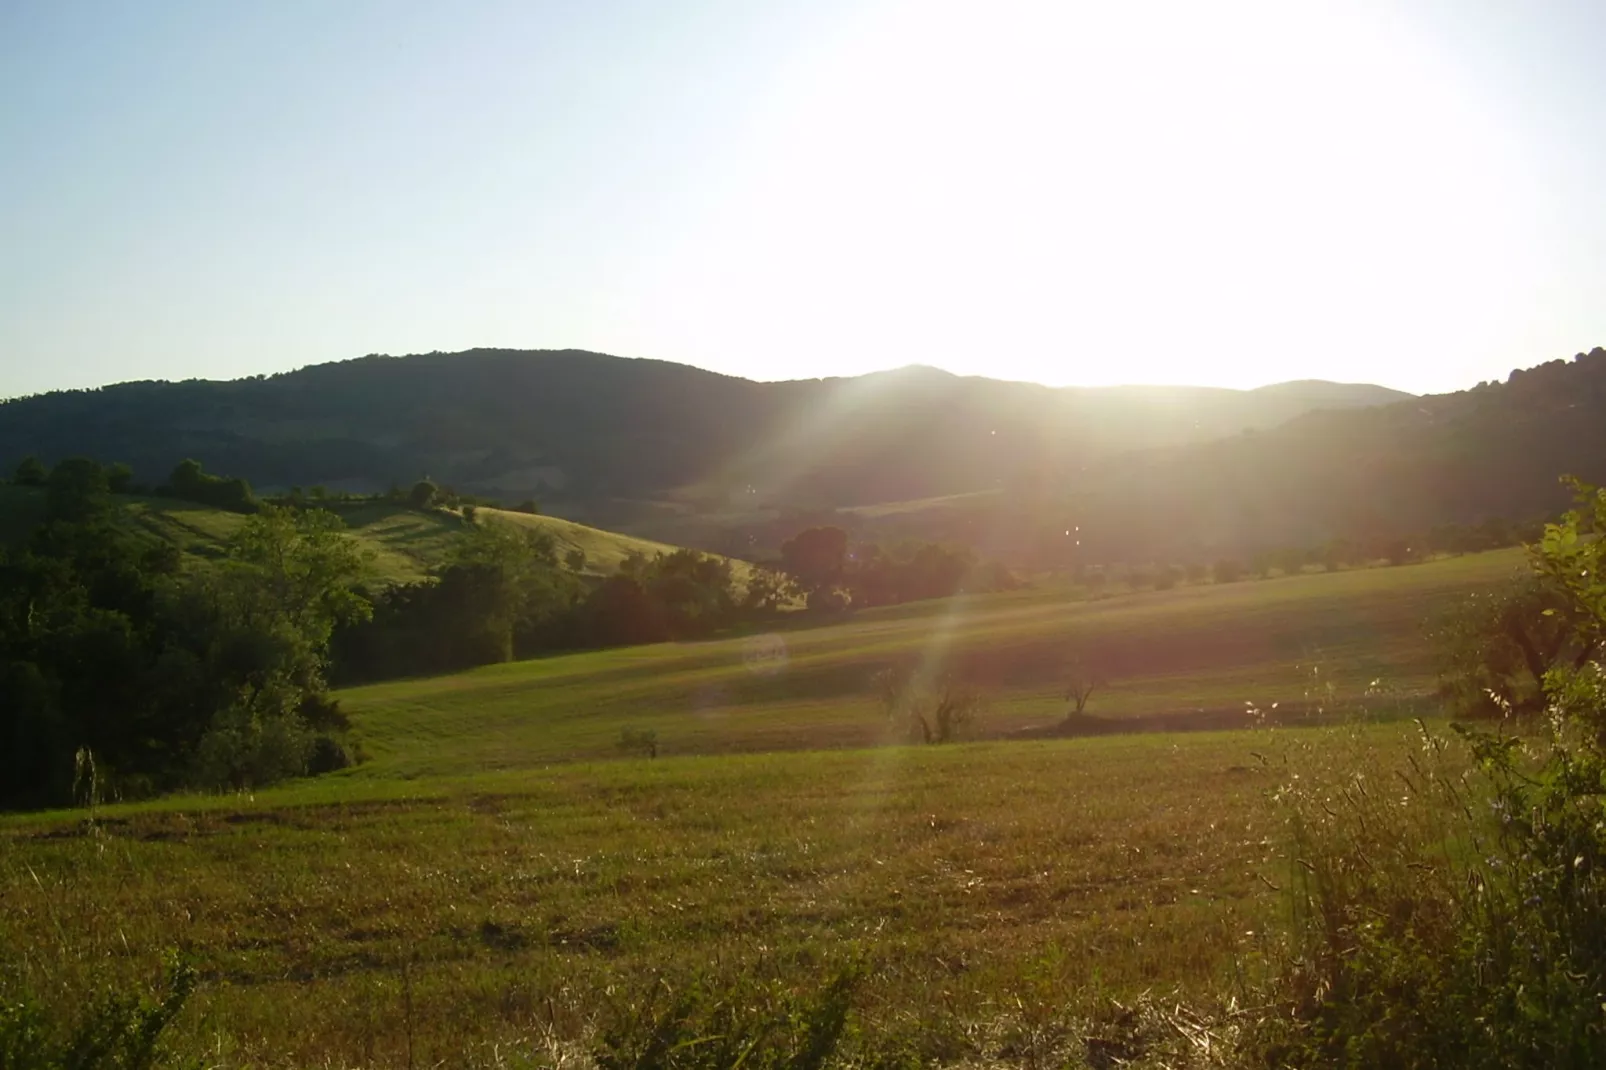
[0,725,1416,1067]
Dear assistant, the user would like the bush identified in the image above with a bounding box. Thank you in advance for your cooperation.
[1249,482,1606,1068]
[1212,558,1244,584]
[191,689,315,791]
[0,954,194,1070]
[408,479,438,509]
[616,726,658,759]
[876,664,982,744]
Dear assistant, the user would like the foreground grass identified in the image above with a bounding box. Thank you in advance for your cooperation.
[0,724,1412,1067]
[340,549,1523,778]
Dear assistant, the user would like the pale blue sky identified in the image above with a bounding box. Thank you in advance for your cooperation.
[3,0,1604,399]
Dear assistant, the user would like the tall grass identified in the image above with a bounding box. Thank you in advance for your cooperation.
[1244,487,1606,1068]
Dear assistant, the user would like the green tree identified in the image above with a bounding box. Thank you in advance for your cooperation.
[105,461,134,494]
[1260,481,1606,1066]
[13,455,46,487]
[1435,576,1596,717]
[742,567,794,613]
[779,527,848,608]
[178,506,372,789]
[163,458,256,512]
[408,479,438,509]
[46,456,111,520]
[1213,558,1244,584]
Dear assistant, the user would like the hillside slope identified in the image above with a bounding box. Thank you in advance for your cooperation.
[0,349,1408,516]
[1050,348,1606,562]
[633,348,1606,565]
[336,548,1525,776]
[0,487,721,584]
[9,345,1603,566]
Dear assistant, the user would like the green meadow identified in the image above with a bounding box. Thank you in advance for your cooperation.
[0,485,710,584]
[0,548,1525,1064]
[340,549,1524,777]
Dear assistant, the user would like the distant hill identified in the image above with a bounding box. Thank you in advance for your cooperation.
[0,485,710,585]
[788,348,1606,566]
[1056,349,1606,561]
[0,349,1408,521]
[20,345,1606,566]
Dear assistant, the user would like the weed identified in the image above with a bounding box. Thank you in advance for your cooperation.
[0,954,194,1070]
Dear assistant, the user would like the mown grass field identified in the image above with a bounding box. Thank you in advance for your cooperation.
[0,486,719,584]
[339,548,1525,778]
[0,547,1529,1064]
[2,724,1414,1066]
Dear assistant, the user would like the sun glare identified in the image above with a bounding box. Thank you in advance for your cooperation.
[638,0,1541,391]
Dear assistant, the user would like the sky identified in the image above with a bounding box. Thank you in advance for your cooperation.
[3,0,1605,400]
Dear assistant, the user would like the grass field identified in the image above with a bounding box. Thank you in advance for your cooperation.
[480,505,740,579]
[0,486,729,585]
[1,723,1414,1066]
[0,546,1530,1065]
[338,549,1525,778]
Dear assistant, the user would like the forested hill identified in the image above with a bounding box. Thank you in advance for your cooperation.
[13,345,1606,565]
[1007,347,1606,564]
[0,349,1405,512]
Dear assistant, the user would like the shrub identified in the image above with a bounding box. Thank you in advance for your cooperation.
[408,479,438,509]
[875,664,982,744]
[0,954,194,1070]
[1212,558,1244,584]
[1249,482,1606,1068]
[616,726,658,759]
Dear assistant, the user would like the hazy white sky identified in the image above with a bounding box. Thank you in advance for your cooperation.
[3,0,1604,399]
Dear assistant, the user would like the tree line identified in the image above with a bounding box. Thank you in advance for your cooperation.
[1,459,1015,808]
[1,458,368,809]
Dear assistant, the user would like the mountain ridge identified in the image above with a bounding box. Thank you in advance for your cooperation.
[0,348,1408,509]
[4,345,1601,565]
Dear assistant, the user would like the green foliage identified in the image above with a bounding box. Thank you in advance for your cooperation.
[13,455,46,487]
[1254,481,1606,1068]
[742,566,793,613]
[408,479,438,509]
[626,548,738,638]
[104,462,134,495]
[0,954,194,1070]
[159,459,256,513]
[1434,575,1595,717]
[779,527,847,604]
[842,540,980,607]
[616,726,659,759]
[0,481,369,808]
[336,519,584,678]
[593,966,857,1070]
[46,457,111,522]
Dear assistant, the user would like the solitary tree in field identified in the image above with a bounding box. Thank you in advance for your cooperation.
[1063,653,1109,722]
[408,479,438,509]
